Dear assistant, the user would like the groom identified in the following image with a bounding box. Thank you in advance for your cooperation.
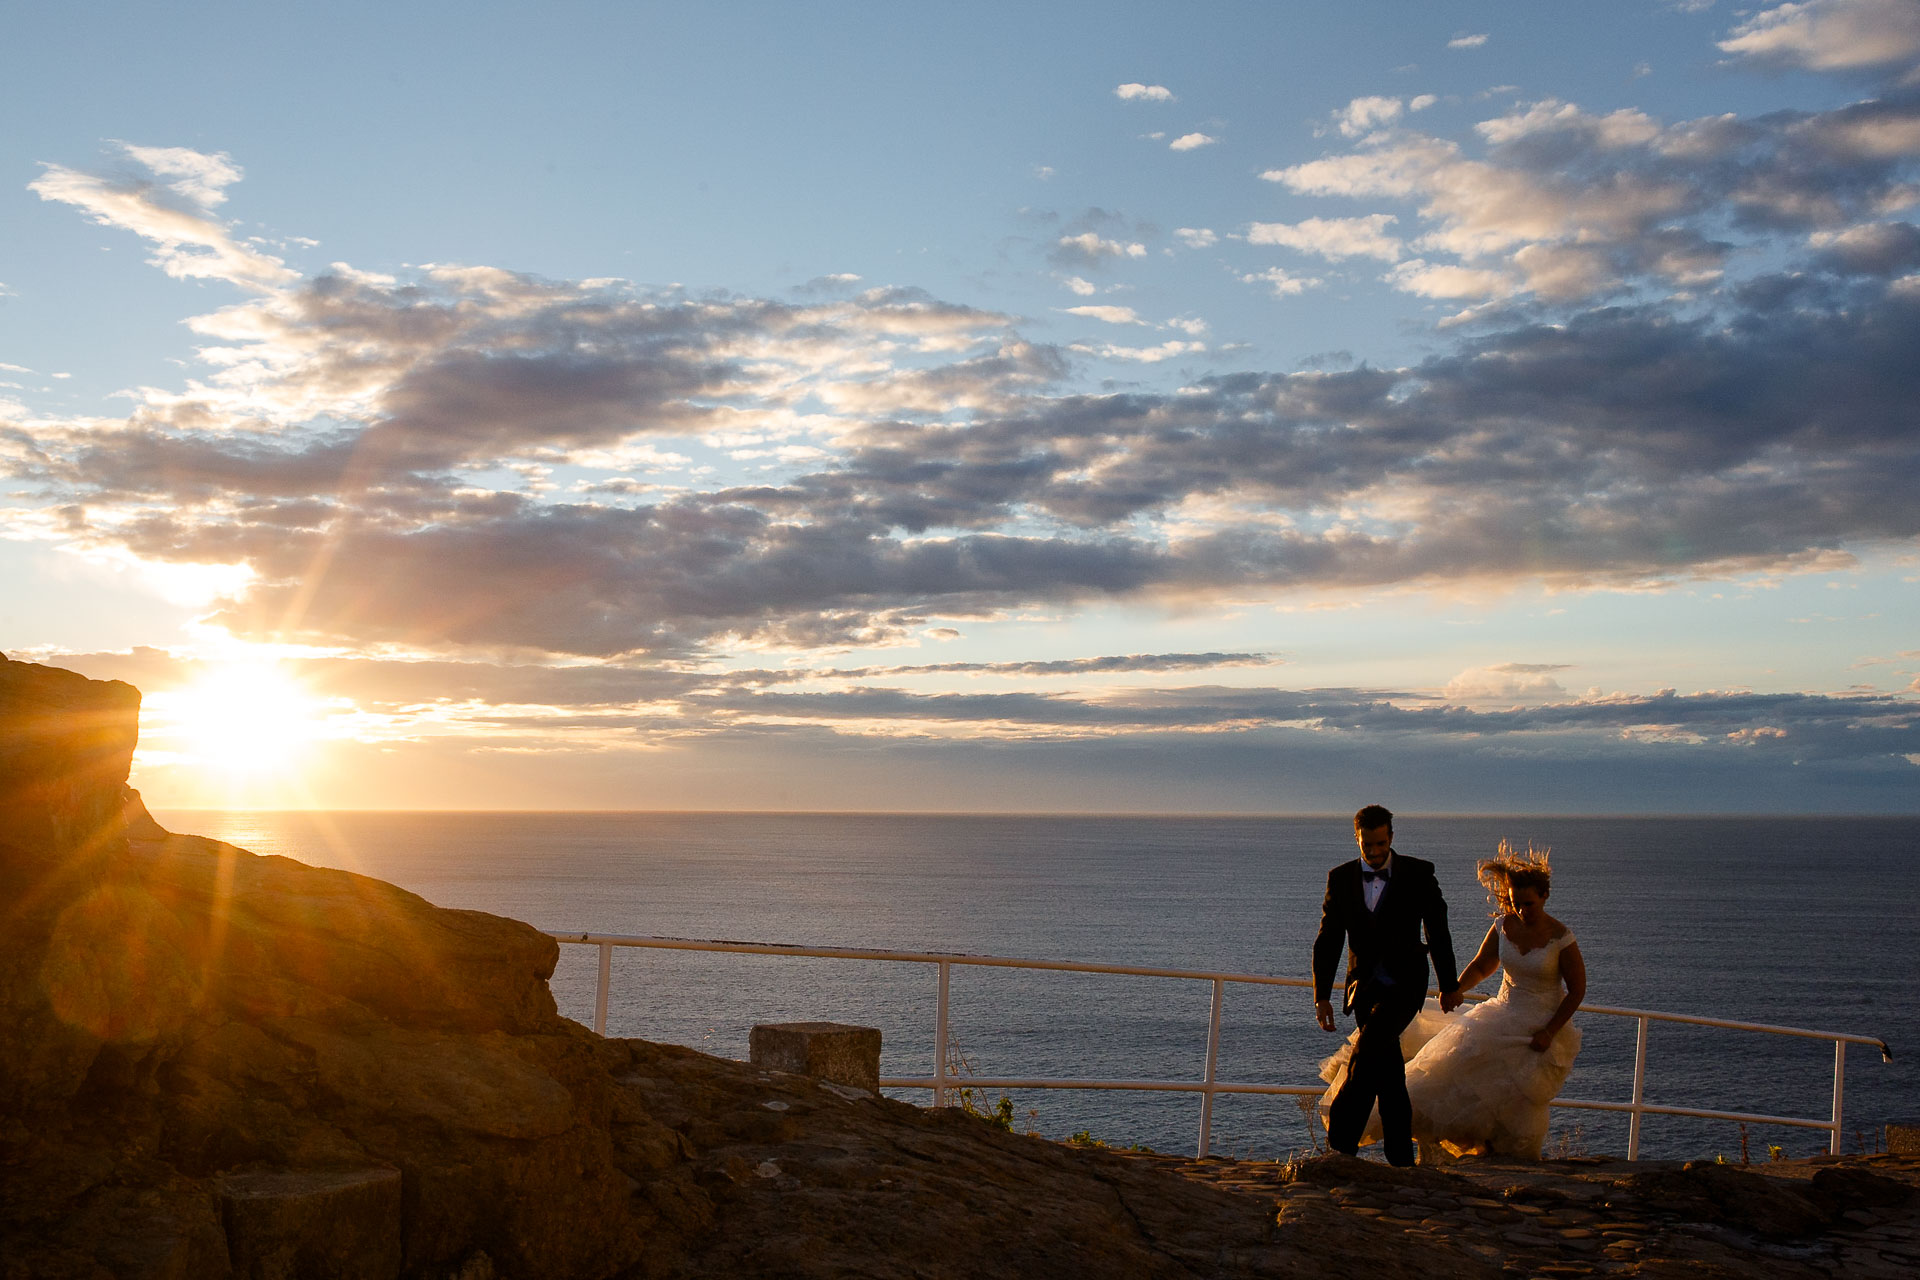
[1312,804,1461,1166]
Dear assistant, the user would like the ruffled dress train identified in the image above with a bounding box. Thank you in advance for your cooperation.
[1319,930,1581,1159]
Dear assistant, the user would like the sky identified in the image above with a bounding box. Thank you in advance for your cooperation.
[2,0,1917,813]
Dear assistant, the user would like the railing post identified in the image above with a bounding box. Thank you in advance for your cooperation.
[1627,1015,1649,1160]
[1196,977,1225,1158]
[594,941,612,1036]
[1830,1039,1847,1155]
[933,960,951,1107]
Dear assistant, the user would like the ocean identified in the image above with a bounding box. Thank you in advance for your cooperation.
[152,811,1916,1163]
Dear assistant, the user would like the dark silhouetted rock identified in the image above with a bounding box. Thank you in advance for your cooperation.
[219,1165,402,1279]
[0,652,140,866]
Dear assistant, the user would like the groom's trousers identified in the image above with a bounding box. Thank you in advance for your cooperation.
[1327,981,1425,1165]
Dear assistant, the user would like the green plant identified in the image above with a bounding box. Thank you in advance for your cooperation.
[1767,1144,1785,1161]
[944,1031,1024,1133]
[1068,1129,1111,1149]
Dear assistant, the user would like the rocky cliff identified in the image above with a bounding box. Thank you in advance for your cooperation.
[3,653,1914,1280]
[0,654,1290,1279]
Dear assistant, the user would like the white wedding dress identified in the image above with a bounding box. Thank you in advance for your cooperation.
[1319,928,1582,1159]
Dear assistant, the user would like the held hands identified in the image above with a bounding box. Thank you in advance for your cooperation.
[1439,987,1463,1014]
[1314,999,1337,1033]
[1528,1029,1554,1053]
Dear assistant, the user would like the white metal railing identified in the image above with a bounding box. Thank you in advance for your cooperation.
[549,931,1892,1161]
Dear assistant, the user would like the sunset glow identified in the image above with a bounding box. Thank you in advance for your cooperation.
[143,664,330,780]
[3,1,1917,812]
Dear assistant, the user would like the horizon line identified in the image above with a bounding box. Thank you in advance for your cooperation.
[143,806,1920,819]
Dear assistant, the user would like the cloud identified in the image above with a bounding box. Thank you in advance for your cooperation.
[1068,339,1206,363]
[1175,227,1219,248]
[1719,0,1920,75]
[1443,664,1570,704]
[1810,220,1920,272]
[1247,214,1403,261]
[666,683,1920,781]
[17,265,1920,663]
[56,647,707,711]
[1239,267,1323,296]
[54,646,1916,812]
[1051,232,1149,266]
[1384,257,1517,299]
[1334,95,1404,137]
[1060,305,1146,325]
[1169,132,1217,151]
[116,144,245,208]
[15,108,1920,672]
[1265,75,1920,304]
[794,272,863,296]
[1063,275,1098,295]
[1474,100,1661,148]
[1449,33,1490,50]
[30,145,295,288]
[53,646,1909,770]
[805,651,1278,682]
[1115,83,1175,102]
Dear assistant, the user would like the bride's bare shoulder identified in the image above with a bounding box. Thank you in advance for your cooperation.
[1546,913,1570,938]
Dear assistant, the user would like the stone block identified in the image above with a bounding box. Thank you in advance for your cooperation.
[218,1166,402,1280]
[749,1022,881,1094]
[1889,1124,1920,1156]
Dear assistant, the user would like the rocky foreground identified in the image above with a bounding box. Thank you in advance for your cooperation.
[1140,1148,1920,1279]
[2,651,1915,1278]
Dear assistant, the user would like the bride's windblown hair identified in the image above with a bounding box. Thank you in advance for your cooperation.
[1476,841,1551,915]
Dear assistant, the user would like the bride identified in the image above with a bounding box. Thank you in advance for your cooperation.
[1320,844,1586,1160]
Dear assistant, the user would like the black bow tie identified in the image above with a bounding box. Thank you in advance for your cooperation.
[1361,867,1388,884]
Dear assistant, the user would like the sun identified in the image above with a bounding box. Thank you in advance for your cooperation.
[148,662,330,779]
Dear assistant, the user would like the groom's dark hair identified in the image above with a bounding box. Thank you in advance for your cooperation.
[1354,804,1393,832]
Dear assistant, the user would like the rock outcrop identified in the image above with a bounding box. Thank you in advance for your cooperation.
[0,653,139,864]
[3,652,1916,1279]
[2,653,639,1278]
[0,653,1288,1279]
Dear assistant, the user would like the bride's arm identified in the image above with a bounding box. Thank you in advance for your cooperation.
[1452,923,1501,994]
[1529,941,1587,1052]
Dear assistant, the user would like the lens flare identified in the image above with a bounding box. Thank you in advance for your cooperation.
[146,661,329,779]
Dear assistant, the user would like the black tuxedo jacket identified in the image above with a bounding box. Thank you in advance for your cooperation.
[1312,853,1460,1014]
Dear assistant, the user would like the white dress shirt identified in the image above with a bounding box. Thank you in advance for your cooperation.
[1361,851,1393,912]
